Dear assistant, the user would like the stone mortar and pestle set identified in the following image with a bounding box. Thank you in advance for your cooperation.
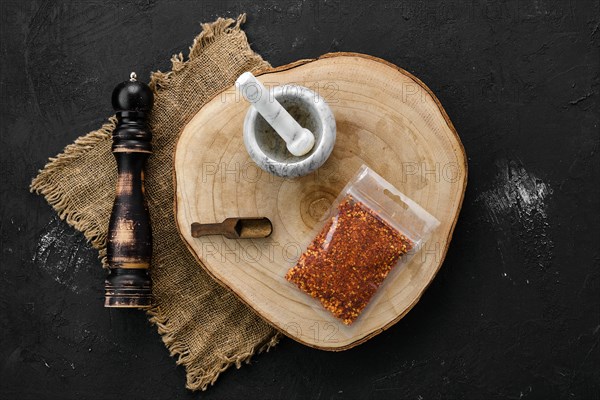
[236,72,337,178]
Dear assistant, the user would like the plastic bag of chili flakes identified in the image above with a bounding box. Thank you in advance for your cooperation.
[285,165,440,327]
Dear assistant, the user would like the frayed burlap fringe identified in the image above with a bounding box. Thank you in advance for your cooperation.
[150,14,247,91]
[148,306,280,390]
[31,117,117,265]
[30,117,115,243]
[31,14,281,391]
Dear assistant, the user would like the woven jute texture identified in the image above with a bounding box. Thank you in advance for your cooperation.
[30,15,280,391]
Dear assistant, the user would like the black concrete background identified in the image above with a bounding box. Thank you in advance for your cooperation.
[1,1,599,399]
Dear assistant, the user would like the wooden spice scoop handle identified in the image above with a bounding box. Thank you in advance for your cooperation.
[191,217,272,239]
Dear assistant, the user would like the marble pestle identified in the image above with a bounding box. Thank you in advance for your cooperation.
[236,72,315,157]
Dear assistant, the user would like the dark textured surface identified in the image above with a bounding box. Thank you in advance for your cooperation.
[1,1,599,399]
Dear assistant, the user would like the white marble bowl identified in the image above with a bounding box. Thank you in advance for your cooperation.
[243,85,336,178]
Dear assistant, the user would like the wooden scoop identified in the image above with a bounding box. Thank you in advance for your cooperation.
[191,218,272,239]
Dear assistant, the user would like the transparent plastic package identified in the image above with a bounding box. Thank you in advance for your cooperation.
[285,165,440,326]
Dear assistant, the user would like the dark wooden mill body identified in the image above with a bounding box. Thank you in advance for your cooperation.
[105,73,153,308]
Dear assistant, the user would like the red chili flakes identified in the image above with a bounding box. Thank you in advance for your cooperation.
[286,195,413,325]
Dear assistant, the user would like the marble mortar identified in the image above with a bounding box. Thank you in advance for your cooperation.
[243,85,336,178]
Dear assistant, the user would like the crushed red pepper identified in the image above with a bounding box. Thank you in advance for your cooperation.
[286,195,413,325]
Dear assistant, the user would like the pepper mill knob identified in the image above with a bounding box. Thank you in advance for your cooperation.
[105,72,154,308]
[111,72,154,112]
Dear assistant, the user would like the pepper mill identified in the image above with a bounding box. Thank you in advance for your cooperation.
[105,72,153,308]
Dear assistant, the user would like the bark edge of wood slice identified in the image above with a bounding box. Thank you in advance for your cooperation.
[174,52,467,350]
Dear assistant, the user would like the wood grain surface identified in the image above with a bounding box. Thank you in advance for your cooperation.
[174,53,467,350]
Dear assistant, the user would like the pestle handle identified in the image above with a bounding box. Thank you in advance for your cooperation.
[236,72,315,157]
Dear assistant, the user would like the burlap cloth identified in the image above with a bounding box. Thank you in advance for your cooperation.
[30,15,280,391]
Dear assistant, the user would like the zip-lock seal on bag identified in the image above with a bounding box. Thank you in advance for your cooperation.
[286,165,440,326]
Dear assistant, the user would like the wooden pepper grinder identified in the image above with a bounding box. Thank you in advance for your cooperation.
[105,72,153,308]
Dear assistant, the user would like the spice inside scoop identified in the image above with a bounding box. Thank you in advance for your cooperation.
[191,217,272,239]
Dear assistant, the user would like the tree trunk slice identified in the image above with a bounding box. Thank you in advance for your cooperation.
[174,53,467,350]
